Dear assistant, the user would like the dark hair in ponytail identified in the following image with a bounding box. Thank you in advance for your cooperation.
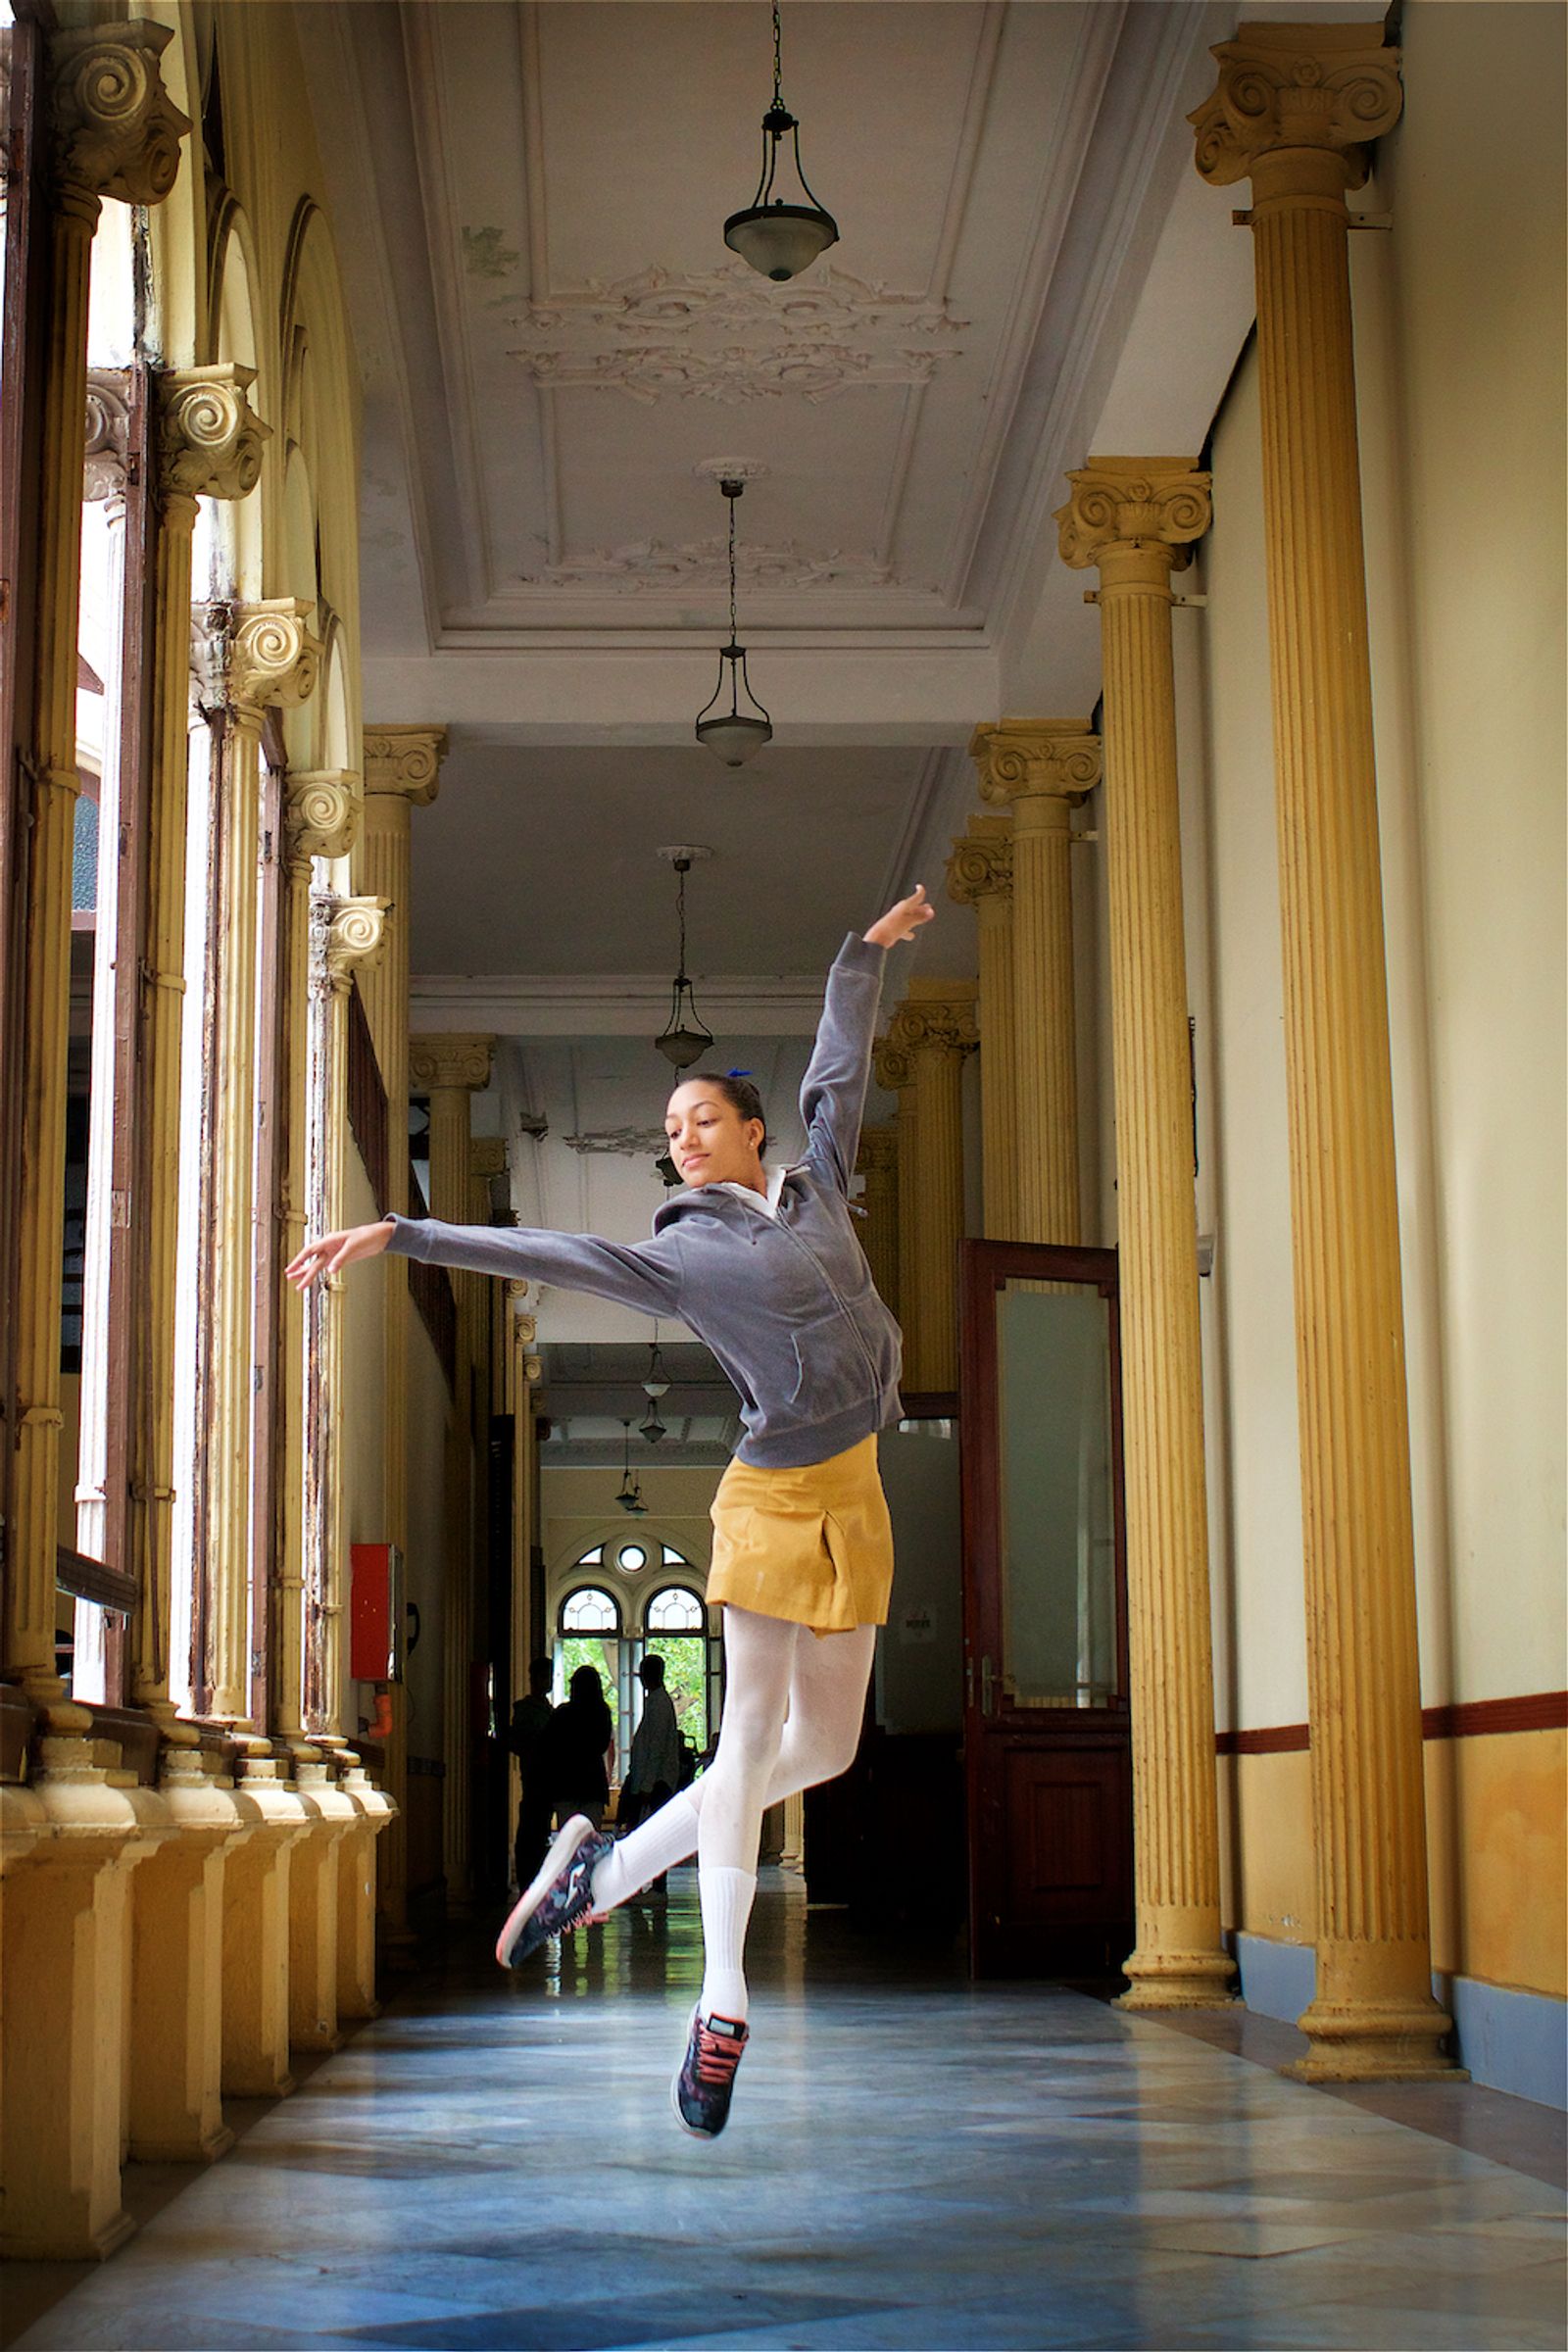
[676,1070,767,1151]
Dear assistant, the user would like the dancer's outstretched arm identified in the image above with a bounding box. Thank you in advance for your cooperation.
[287,1211,682,1314]
[800,885,934,1192]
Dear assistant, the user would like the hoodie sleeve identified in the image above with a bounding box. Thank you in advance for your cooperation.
[799,932,888,1194]
[385,1213,683,1317]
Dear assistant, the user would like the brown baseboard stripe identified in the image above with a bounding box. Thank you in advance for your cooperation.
[1216,1690,1566,1756]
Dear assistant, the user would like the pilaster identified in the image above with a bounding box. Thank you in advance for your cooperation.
[878,986,977,1392]
[947,814,1017,1240]
[1192,25,1453,2078]
[360,725,446,1936]
[6,22,188,1718]
[199,604,320,1728]
[1056,461,1233,2008]
[971,721,1100,1246]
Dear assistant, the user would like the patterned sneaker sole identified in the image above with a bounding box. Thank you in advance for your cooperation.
[494,1817,596,1967]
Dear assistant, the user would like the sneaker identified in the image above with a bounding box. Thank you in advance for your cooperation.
[670,2005,750,2139]
[495,1816,613,1967]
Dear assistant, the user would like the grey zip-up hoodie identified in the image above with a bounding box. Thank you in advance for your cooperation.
[386,934,903,1468]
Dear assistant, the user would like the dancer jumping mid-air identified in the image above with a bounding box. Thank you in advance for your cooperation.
[288,883,933,2137]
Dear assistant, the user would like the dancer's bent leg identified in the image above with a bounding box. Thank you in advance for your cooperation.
[693,1606,798,2021]
[590,1620,876,1915]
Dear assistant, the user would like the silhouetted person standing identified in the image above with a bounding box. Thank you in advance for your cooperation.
[508,1656,557,1892]
[543,1663,614,1832]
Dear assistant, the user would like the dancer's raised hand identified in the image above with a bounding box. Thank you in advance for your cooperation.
[865,883,935,950]
[286,1218,394,1291]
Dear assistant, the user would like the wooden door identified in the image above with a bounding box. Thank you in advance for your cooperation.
[959,1240,1133,1978]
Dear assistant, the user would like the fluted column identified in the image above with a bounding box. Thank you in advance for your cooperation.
[878,986,977,1393]
[1192,25,1453,2077]
[872,1041,922,1387]
[856,1126,900,1319]
[410,1035,494,1902]
[200,604,320,1727]
[306,899,389,1740]
[1056,463,1233,2007]
[6,22,188,1719]
[970,723,1099,1246]
[359,729,444,1931]
[128,368,268,1728]
[275,779,361,1744]
[947,816,1018,1239]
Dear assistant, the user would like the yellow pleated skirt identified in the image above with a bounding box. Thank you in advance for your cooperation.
[706,1434,895,1636]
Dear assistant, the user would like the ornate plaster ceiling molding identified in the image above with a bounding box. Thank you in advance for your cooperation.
[517,535,923,595]
[507,259,967,407]
[563,1128,671,1158]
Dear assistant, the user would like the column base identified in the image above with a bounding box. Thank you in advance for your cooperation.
[1118,1946,1239,2010]
[1288,1993,1464,2082]
[128,1756,252,2165]
[221,1767,310,2098]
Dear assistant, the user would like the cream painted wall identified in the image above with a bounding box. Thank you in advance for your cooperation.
[1189,2,1565,1738]
[340,1152,386,1552]
[541,1462,718,1636]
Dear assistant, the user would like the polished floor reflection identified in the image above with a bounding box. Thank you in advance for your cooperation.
[8,1868,1564,2351]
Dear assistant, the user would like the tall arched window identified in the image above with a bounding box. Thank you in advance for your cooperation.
[639,1583,718,1757]
[556,1585,623,1773]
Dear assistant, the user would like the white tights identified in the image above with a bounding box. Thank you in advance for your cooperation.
[590,1608,874,2016]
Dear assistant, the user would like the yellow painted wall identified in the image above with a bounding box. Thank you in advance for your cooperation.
[1223,1731,1568,2003]
[404,1314,451,1770]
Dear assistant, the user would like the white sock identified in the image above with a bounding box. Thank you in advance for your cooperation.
[699,1864,757,2024]
[589,1790,700,1913]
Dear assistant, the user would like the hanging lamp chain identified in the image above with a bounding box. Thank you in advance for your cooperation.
[728,494,738,644]
[675,858,690,983]
[772,0,784,112]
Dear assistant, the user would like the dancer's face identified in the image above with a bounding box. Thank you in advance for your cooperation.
[664,1082,766,1190]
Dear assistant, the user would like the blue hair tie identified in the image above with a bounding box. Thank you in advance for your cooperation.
[727,1068,753,1079]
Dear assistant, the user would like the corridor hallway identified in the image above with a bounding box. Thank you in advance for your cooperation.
[7,1872,1563,2352]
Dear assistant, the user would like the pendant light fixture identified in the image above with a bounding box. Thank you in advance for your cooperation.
[655,846,715,1071]
[724,0,839,282]
[616,1419,648,1516]
[643,1331,671,1399]
[694,478,771,767]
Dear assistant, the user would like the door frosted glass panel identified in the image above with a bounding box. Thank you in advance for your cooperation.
[997,1283,1117,1707]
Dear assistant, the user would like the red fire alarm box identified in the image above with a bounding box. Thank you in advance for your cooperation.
[350,1543,404,1682]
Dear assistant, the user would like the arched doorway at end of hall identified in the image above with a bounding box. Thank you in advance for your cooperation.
[555,1541,721,1788]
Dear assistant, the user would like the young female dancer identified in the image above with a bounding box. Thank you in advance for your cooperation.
[287,883,934,2136]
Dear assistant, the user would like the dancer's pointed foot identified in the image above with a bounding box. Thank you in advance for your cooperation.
[671,2005,750,2138]
[495,1816,614,1966]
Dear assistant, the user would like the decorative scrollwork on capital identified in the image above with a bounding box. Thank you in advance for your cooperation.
[364,725,448,807]
[284,771,361,869]
[471,1137,508,1179]
[226,600,321,725]
[51,21,190,208]
[1055,463,1211,572]
[885,990,980,1061]
[857,1126,898,1176]
[84,369,132,507]
[160,365,270,508]
[322,896,390,995]
[872,1038,915,1095]
[1190,25,1402,191]
[946,821,1013,908]
[970,721,1102,810]
[410,1034,496,1096]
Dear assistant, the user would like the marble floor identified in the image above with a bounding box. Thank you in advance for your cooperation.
[8,1869,1564,2352]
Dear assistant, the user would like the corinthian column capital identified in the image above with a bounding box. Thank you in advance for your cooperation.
[222,600,321,728]
[364,726,448,807]
[1190,24,1402,193]
[320,896,390,995]
[284,771,361,869]
[410,1034,495,1095]
[470,1138,508,1180]
[872,1037,915,1095]
[160,365,270,510]
[885,982,979,1061]
[857,1127,898,1178]
[947,814,1013,908]
[1056,461,1211,574]
[970,721,1102,818]
[50,21,190,208]
[83,369,132,507]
